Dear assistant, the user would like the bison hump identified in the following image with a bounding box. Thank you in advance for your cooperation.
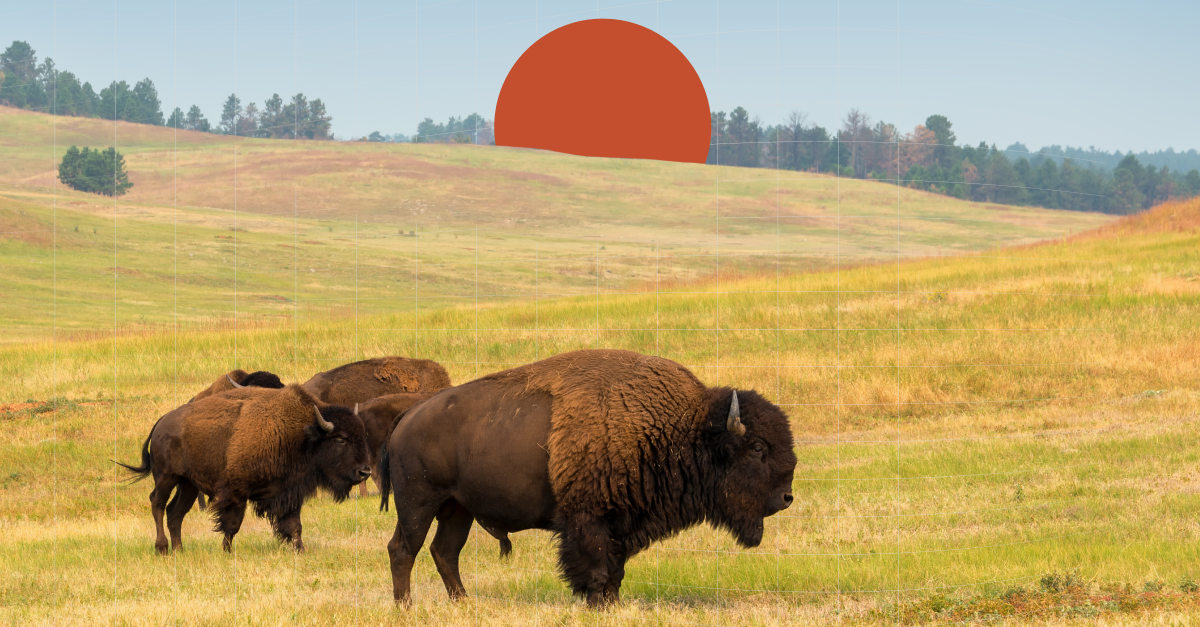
[511,350,709,516]
[373,358,420,392]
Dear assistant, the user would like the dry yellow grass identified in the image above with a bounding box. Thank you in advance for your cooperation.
[1,101,1197,624]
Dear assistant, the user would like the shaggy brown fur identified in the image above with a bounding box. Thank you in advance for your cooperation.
[184,369,284,510]
[302,357,451,406]
[485,350,710,516]
[118,384,371,554]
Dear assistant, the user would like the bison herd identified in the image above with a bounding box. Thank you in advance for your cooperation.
[118,349,797,608]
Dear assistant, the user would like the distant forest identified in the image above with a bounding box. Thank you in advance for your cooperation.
[8,37,1199,216]
[392,109,1200,216]
[703,108,1200,215]
[0,40,334,139]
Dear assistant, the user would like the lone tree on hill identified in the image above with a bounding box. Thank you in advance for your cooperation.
[58,146,133,197]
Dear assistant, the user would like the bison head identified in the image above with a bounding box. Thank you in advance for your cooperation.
[240,370,285,389]
[704,388,797,548]
[304,404,372,501]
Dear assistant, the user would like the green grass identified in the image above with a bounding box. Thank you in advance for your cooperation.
[1,105,1198,625]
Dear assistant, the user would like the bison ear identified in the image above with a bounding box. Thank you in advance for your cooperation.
[726,391,746,437]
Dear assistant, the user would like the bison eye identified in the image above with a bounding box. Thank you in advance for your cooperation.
[752,443,765,455]
[333,437,346,445]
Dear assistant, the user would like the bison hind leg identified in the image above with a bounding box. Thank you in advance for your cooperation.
[476,522,513,558]
[149,474,180,556]
[165,480,199,552]
[429,501,474,600]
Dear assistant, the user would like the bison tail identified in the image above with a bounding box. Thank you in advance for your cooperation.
[113,429,154,482]
[378,440,391,512]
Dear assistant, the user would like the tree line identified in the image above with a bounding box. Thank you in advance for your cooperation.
[364,114,494,144]
[706,107,1200,215]
[0,40,334,139]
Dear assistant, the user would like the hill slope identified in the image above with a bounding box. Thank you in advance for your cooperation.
[0,105,1114,338]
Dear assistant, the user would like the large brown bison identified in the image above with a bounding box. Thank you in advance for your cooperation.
[117,384,372,554]
[378,349,796,607]
[302,356,451,407]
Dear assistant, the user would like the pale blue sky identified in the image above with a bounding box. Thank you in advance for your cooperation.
[3,0,1194,152]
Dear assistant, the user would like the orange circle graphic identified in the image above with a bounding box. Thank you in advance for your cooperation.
[495,19,711,164]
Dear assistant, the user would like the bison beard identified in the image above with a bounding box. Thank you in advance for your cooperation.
[379,349,796,607]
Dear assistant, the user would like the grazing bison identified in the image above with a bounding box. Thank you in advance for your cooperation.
[379,349,796,607]
[117,384,372,554]
[186,369,285,510]
[302,356,451,407]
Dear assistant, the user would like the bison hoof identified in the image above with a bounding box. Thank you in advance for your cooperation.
[155,543,169,556]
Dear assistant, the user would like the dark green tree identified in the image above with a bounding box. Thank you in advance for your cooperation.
[219,93,242,135]
[98,81,144,122]
[1187,170,1200,196]
[924,114,957,167]
[259,94,284,137]
[58,145,133,196]
[185,105,211,132]
[133,78,163,125]
[0,41,48,110]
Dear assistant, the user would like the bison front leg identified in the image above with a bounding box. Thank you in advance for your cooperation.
[602,550,627,605]
[215,497,247,553]
[557,514,616,608]
[429,501,474,600]
[274,511,305,552]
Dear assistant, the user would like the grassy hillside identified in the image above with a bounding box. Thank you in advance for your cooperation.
[0,175,1197,627]
[0,104,1114,342]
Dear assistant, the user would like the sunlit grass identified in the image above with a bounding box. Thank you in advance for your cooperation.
[1,197,1198,624]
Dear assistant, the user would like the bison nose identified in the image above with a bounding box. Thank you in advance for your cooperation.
[357,467,372,480]
[781,493,794,509]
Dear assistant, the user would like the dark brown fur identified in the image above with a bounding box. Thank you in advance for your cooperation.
[117,384,371,554]
[356,392,431,489]
[379,349,796,607]
[302,357,451,407]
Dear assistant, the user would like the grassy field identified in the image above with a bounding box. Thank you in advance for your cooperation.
[0,104,1112,341]
[1,105,1198,625]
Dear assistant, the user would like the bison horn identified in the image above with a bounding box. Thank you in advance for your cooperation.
[227,374,246,388]
[314,406,335,432]
[354,402,360,417]
[727,391,746,437]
